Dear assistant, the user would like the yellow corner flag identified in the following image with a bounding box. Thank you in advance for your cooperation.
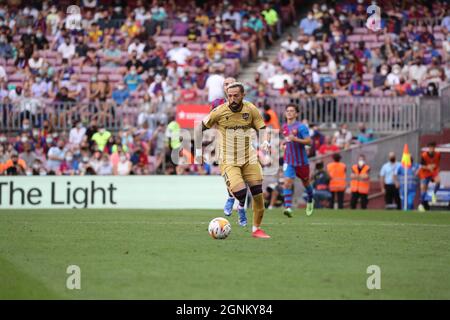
[401,144,411,168]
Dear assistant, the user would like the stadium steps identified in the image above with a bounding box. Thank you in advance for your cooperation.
[238,25,298,84]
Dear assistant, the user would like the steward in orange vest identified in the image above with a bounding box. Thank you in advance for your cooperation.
[326,153,346,209]
[350,155,370,209]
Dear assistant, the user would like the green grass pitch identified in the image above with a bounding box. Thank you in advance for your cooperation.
[0,209,449,299]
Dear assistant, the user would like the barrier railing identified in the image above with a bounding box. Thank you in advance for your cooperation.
[265,96,419,133]
[0,100,171,132]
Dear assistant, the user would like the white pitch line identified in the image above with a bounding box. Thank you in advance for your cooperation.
[7,220,450,228]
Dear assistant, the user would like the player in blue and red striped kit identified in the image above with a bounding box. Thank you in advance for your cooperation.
[281,104,315,217]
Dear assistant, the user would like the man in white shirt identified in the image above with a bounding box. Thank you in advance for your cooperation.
[333,123,353,149]
[47,139,66,172]
[257,57,276,81]
[281,34,299,52]
[128,38,146,59]
[69,120,87,147]
[28,51,44,75]
[267,67,293,90]
[222,5,242,30]
[57,36,76,60]
[0,65,6,82]
[205,69,225,103]
[31,76,50,98]
[166,41,192,66]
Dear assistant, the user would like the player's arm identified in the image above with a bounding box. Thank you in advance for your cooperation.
[194,109,218,161]
[291,124,311,145]
[251,106,270,149]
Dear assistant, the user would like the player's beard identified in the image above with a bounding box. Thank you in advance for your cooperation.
[229,101,242,112]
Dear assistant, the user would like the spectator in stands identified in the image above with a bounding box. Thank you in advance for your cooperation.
[299,11,319,36]
[28,51,44,76]
[0,33,13,60]
[349,75,370,96]
[97,153,113,175]
[318,135,339,155]
[47,139,66,172]
[268,66,293,90]
[113,150,132,175]
[406,79,423,97]
[380,151,401,210]
[386,64,402,88]
[350,154,371,210]
[281,50,300,73]
[4,152,26,176]
[126,50,144,74]
[69,120,86,148]
[103,41,122,67]
[57,36,76,60]
[281,34,299,52]
[205,68,225,103]
[124,66,143,92]
[112,81,130,106]
[167,41,192,66]
[356,123,374,144]
[424,82,439,96]
[60,151,80,175]
[333,124,352,149]
[19,142,37,169]
[91,124,111,152]
[257,57,277,82]
[262,3,279,39]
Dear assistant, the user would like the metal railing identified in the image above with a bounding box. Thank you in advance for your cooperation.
[265,96,419,133]
[0,100,171,132]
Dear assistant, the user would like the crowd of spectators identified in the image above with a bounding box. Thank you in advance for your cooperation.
[0,0,294,129]
[255,0,450,99]
[0,0,296,176]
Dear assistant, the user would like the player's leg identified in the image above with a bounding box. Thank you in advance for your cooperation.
[243,163,270,238]
[223,188,235,216]
[296,165,314,216]
[419,177,430,211]
[282,163,295,217]
[269,189,279,209]
[431,175,441,203]
[221,165,247,226]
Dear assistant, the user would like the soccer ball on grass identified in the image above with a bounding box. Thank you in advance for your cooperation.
[208,217,231,239]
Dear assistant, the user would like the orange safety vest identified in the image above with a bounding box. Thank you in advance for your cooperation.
[350,164,370,194]
[418,151,440,179]
[327,162,346,192]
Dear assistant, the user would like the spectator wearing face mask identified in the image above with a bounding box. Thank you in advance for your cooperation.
[386,64,402,88]
[60,151,80,175]
[19,142,37,168]
[406,80,423,97]
[373,65,389,89]
[47,139,66,172]
[349,75,370,96]
[299,11,319,36]
[356,123,374,144]
[350,155,371,210]
[97,154,113,175]
[333,124,352,149]
[69,121,86,147]
[91,125,111,152]
[124,66,143,92]
[112,81,130,105]
[113,151,132,176]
